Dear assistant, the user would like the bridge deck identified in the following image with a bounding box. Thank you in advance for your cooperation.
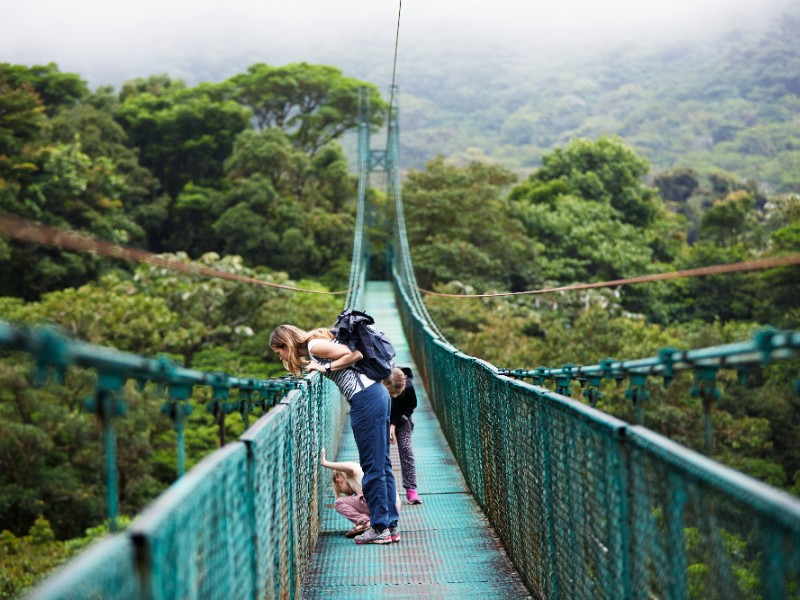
[301,281,530,598]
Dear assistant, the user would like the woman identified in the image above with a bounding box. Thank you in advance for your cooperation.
[269,324,400,545]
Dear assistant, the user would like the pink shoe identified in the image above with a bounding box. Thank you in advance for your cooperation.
[406,489,422,504]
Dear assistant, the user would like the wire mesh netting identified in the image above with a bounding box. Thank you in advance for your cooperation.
[29,377,346,600]
[25,535,140,600]
[385,81,800,594]
[627,427,800,600]
[302,281,532,598]
[393,276,800,599]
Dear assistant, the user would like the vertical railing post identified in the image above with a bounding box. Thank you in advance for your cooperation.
[554,364,573,396]
[238,385,253,429]
[536,390,560,599]
[583,374,603,407]
[85,369,126,532]
[626,373,649,426]
[691,366,719,455]
[208,375,232,446]
[164,383,193,477]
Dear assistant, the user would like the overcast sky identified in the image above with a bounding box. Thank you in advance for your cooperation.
[3,0,794,89]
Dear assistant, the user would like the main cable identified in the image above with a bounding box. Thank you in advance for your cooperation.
[0,214,350,296]
[388,0,402,120]
[418,253,800,298]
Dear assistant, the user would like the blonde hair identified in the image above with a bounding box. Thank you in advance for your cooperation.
[383,367,406,398]
[269,324,335,376]
[332,470,348,498]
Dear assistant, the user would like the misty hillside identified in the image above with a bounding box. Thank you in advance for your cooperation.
[338,8,800,192]
[41,3,797,192]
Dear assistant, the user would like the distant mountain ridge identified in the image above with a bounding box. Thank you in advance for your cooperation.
[361,7,800,192]
[54,5,800,191]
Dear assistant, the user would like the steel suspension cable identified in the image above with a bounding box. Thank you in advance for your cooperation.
[381,0,442,336]
[344,87,373,310]
[416,253,800,298]
[386,108,448,341]
[0,214,350,296]
[387,0,402,122]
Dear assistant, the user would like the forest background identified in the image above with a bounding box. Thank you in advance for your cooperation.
[1,4,800,596]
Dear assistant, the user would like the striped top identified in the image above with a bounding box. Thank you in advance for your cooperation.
[308,338,376,401]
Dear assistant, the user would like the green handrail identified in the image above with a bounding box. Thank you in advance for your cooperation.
[387,99,800,599]
[26,381,345,600]
[498,329,800,453]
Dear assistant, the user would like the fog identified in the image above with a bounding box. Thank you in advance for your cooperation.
[3,0,794,88]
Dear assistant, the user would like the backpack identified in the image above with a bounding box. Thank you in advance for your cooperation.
[333,309,396,381]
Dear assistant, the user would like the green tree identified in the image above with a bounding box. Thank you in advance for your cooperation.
[224,127,300,190]
[0,63,87,117]
[230,62,386,155]
[118,73,186,102]
[0,369,105,539]
[503,138,685,319]
[0,79,46,160]
[0,134,142,298]
[754,218,800,328]
[0,77,48,248]
[50,91,165,245]
[401,156,537,291]
[115,79,250,201]
[0,510,137,597]
[8,274,183,353]
[127,253,320,366]
[212,128,356,286]
[698,190,762,248]
[509,135,659,227]
[223,126,356,212]
[518,195,656,284]
[0,65,156,299]
[0,64,55,203]
[653,167,700,204]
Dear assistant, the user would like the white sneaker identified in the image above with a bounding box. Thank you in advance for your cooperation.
[354,527,392,545]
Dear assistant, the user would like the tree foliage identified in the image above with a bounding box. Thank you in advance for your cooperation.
[115,78,251,208]
[0,60,376,298]
[401,156,537,291]
[0,253,342,561]
[391,9,800,196]
[407,135,799,504]
[230,62,386,155]
[510,135,659,227]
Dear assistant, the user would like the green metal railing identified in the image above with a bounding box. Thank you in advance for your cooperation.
[498,330,800,454]
[393,256,800,600]
[1,319,346,600]
[0,321,306,526]
[387,95,800,598]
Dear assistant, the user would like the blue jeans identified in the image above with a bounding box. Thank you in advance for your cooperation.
[350,382,399,531]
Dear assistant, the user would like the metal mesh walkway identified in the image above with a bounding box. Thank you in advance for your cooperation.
[301,281,531,598]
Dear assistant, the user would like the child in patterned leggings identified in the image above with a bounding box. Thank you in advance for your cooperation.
[384,367,423,505]
[321,448,401,538]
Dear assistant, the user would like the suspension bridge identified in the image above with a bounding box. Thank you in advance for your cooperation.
[2,86,800,600]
